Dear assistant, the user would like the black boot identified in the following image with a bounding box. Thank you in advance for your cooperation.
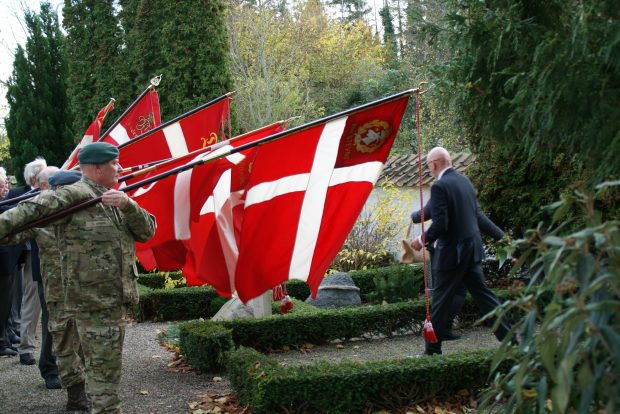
[66,381,90,411]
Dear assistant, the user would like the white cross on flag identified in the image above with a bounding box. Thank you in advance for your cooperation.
[116,95,231,170]
[231,92,411,301]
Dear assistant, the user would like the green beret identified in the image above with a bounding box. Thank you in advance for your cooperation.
[78,142,119,165]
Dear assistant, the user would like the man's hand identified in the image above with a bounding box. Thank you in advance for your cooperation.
[102,190,129,209]
[411,237,424,251]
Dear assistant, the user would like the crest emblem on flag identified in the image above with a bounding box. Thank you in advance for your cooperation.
[354,120,391,153]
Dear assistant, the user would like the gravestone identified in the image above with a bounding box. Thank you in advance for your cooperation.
[306,272,361,308]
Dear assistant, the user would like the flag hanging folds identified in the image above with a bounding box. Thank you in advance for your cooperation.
[131,121,286,275]
[117,96,231,170]
[101,88,161,146]
[233,93,411,302]
[181,121,286,290]
[61,100,115,170]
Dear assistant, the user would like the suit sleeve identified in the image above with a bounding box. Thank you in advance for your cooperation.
[476,203,504,240]
[424,183,448,245]
[410,201,432,224]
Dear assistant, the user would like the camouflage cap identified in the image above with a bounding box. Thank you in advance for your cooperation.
[78,142,119,165]
[48,170,82,187]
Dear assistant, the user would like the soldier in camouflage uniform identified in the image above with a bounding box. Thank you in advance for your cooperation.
[0,143,156,414]
[0,170,87,409]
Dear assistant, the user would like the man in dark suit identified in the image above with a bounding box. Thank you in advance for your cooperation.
[412,147,513,355]
[411,198,505,340]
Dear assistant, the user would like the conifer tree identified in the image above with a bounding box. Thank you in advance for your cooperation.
[123,0,233,118]
[5,2,72,176]
[63,0,130,138]
[380,3,398,65]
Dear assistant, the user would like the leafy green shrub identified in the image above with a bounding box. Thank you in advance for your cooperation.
[480,182,620,413]
[179,320,234,372]
[227,346,498,413]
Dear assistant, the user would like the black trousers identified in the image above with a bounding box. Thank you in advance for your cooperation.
[426,251,511,353]
[0,270,17,348]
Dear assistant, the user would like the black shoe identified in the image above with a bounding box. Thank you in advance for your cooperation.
[421,347,442,356]
[66,382,90,411]
[45,376,62,389]
[8,333,20,344]
[0,346,18,357]
[19,353,36,365]
[443,331,461,341]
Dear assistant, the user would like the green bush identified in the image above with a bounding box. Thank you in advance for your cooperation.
[480,182,620,413]
[222,301,426,351]
[137,273,166,289]
[137,270,186,290]
[179,320,234,372]
[227,346,497,413]
[136,285,223,321]
[283,279,311,301]
[285,264,424,302]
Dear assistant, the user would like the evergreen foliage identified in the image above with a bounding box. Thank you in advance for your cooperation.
[5,2,72,175]
[379,4,398,65]
[63,0,130,138]
[428,0,620,232]
[483,182,620,413]
[124,0,232,119]
[326,0,371,23]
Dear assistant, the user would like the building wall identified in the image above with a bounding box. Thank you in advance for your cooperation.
[365,185,432,257]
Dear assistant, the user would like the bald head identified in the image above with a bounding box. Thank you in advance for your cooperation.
[426,147,452,178]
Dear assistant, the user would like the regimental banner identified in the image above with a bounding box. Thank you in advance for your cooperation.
[233,93,410,301]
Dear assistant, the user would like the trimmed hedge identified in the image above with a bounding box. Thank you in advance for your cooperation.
[135,285,223,321]
[227,346,497,413]
[179,320,234,372]
[285,263,425,302]
[223,301,426,351]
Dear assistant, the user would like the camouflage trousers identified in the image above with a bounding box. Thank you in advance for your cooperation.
[48,301,85,388]
[73,306,127,414]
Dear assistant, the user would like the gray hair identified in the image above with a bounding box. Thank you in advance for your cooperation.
[36,166,59,187]
[23,157,47,186]
[0,167,6,180]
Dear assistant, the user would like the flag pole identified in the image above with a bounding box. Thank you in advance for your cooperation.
[99,75,162,141]
[117,119,289,181]
[8,89,416,234]
[0,189,41,207]
[115,91,235,152]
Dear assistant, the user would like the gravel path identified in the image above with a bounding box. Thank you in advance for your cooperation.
[0,321,230,414]
[0,321,500,413]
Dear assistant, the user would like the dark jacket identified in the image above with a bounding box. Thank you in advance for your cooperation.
[423,168,502,271]
[0,186,30,275]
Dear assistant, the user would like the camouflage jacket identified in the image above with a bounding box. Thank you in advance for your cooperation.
[0,178,156,311]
